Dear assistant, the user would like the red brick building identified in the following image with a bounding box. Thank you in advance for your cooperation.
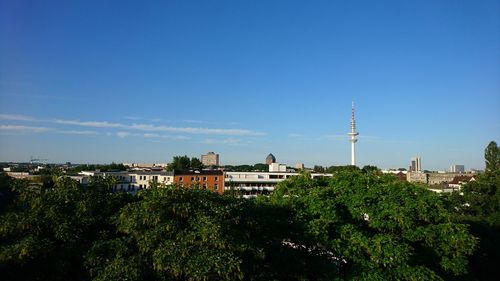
[173,170,224,194]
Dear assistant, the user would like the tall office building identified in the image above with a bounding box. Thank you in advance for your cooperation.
[410,157,422,172]
[201,152,219,166]
[450,164,465,173]
[265,153,276,165]
[347,102,359,166]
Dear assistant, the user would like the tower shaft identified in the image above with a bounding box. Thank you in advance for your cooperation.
[348,102,359,166]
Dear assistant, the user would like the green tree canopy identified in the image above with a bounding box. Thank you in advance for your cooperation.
[167,155,204,171]
[0,169,480,280]
[485,141,499,172]
[0,176,134,281]
[268,171,477,280]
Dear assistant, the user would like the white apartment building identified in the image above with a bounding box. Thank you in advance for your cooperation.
[78,170,174,193]
[225,171,332,198]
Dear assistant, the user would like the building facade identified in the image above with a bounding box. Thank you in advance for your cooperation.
[173,170,224,194]
[265,153,276,165]
[225,171,332,198]
[201,152,219,166]
[410,157,422,172]
[449,164,465,173]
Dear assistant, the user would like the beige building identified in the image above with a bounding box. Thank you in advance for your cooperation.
[201,152,219,166]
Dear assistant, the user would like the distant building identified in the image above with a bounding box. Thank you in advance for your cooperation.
[174,170,224,194]
[410,157,422,172]
[269,163,287,172]
[225,171,333,198]
[450,164,465,173]
[406,171,428,183]
[265,153,276,165]
[201,152,219,166]
[447,175,475,191]
[295,163,305,170]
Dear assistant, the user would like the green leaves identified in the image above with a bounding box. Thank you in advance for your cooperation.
[0,170,479,280]
[268,170,477,280]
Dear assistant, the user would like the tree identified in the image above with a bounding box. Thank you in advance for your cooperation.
[485,141,499,172]
[445,142,500,280]
[253,163,268,171]
[167,155,204,171]
[167,155,191,171]
[269,171,477,280]
[89,187,322,281]
[313,165,325,173]
[190,157,203,170]
[361,165,381,174]
[0,176,134,281]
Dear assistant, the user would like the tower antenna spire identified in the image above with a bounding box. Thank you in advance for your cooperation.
[348,101,359,166]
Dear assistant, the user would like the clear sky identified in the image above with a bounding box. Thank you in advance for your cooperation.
[1,0,499,170]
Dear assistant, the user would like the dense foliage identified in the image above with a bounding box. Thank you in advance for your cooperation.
[222,163,269,172]
[167,155,204,172]
[66,163,128,175]
[444,153,500,280]
[0,168,482,281]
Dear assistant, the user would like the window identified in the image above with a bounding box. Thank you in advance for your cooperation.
[203,176,207,181]
[179,177,183,182]
[215,177,218,181]
[191,177,195,181]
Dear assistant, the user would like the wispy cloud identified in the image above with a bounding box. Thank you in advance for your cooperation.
[0,125,52,133]
[129,123,264,136]
[201,138,242,145]
[1,114,266,137]
[0,114,35,121]
[124,116,164,123]
[58,130,99,135]
[116,132,131,138]
[143,133,190,140]
[54,119,125,128]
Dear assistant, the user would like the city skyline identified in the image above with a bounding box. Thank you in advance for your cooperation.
[1,0,499,170]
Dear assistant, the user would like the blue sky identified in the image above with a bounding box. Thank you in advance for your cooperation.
[1,0,499,170]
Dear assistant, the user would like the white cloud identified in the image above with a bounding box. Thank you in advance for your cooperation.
[143,133,160,138]
[142,133,190,140]
[0,114,35,121]
[0,125,51,133]
[201,138,242,145]
[130,123,264,136]
[58,130,99,135]
[54,119,125,128]
[117,132,131,138]
[2,114,265,137]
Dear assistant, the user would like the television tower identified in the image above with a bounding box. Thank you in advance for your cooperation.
[348,102,359,166]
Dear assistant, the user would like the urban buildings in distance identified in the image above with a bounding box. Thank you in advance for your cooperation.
[265,153,276,165]
[201,152,219,166]
[410,156,422,172]
[450,164,465,173]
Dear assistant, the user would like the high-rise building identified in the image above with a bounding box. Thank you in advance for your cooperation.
[265,153,276,165]
[347,102,359,166]
[450,164,465,173]
[201,152,219,166]
[410,157,422,172]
